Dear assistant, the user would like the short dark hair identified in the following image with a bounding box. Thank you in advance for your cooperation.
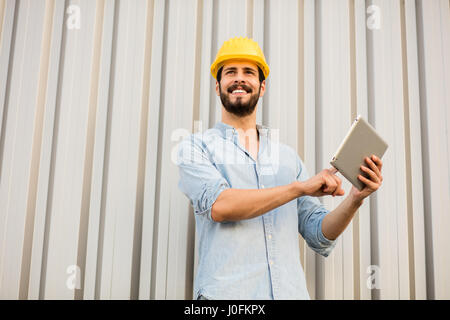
[217,66,265,83]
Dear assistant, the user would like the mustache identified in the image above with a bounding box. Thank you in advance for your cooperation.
[227,84,253,94]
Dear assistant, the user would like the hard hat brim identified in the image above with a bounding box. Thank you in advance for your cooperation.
[211,54,270,80]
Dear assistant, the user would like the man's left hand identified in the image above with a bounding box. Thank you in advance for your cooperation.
[350,155,383,203]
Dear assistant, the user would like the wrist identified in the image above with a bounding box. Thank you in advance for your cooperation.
[349,192,364,208]
[293,181,305,197]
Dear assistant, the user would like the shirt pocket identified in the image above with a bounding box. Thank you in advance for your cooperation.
[273,164,297,187]
[215,163,258,189]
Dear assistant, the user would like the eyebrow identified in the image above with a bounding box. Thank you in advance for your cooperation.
[223,67,257,73]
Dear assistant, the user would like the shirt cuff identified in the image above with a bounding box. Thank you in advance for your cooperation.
[317,216,337,247]
[195,182,230,221]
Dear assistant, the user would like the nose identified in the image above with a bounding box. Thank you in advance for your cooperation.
[232,70,247,83]
[233,79,247,87]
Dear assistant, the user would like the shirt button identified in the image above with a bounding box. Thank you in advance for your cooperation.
[268,234,272,240]
[269,260,274,266]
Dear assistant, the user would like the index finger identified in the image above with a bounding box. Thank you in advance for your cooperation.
[329,167,338,175]
[371,155,383,170]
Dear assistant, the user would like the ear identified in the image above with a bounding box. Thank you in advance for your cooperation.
[259,80,266,97]
[215,81,220,96]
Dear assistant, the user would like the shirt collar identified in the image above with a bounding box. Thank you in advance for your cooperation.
[213,121,270,140]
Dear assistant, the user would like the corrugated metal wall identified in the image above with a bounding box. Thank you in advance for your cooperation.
[0,0,449,300]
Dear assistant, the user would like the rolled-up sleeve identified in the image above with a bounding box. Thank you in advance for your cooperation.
[295,154,336,257]
[177,134,230,221]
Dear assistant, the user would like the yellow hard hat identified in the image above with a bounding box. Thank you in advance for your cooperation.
[210,37,270,80]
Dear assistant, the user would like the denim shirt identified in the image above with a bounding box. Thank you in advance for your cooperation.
[177,121,336,300]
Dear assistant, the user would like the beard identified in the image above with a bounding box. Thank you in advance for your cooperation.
[219,83,261,117]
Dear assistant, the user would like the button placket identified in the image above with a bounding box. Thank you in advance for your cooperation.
[232,131,259,164]
[255,133,279,298]
[256,138,279,298]
[263,214,279,299]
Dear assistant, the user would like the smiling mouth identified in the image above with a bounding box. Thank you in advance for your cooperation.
[228,86,252,97]
[231,89,248,96]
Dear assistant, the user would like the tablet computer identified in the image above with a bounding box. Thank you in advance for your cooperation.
[330,115,388,191]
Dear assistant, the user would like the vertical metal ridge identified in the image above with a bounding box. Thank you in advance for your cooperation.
[297,0,308,295]
[39,0,69,299]
[20,0,55,300]
[182,0,204,299]
[0,0,19,191]
[81,0,114,300]
[297,0,305,273]
[138,0,165,299]
[261,0,269,125]
[192,0,203,129]
[314,0,322,177]
[402,0,427,300]
[161,0,171,299]
[415,0,434,300]
[75,0,106,301]
[130,0,155,300]
[348,0,361,300]
[314,0,325,300]
[399,0,415,300]
[150,0,169,299]
[0,0,18,293]
[298,0,305,161]
[0,0,13,168]
[208,0,218,128]
[0,0,6,47]
[365,0,380,301]
[95,0,120,300]
[349,0,357,121]
[246,0,254,38]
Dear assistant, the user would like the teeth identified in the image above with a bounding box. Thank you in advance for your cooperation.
[232,89,246,94]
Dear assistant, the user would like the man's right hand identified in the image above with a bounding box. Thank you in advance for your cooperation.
[297,168,345,198]
[211,168,345,223]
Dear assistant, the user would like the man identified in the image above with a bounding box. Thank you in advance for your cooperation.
[177,37,383,300]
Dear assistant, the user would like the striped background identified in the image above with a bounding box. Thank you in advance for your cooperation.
[0,0,449,299]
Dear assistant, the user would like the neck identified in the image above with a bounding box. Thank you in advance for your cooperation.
[221,109,260,144]
[221,109,257,133]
